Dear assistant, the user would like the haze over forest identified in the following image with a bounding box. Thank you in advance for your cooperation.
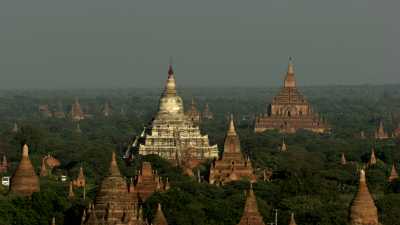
[0,0,398,89]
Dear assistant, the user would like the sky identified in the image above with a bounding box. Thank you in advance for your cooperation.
[0,0,398,89]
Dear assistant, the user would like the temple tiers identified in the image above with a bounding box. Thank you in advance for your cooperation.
[237,185,265,225]
[136,65,218,162]
[134,162,167,202]
[71,98,85,121]
[10,144,40,196]
[209,117,255,185]
[202,103,214,120]
[186,98,201,124]
[255,58,328,134]
[73,166,86,188]
[82,152,139,225]
[388,164,399,182]
[350,170,381,225]
[375,121,389,140]
[289,213,297,225]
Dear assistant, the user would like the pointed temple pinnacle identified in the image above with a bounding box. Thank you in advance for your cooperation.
[109,151,121,176]
[164,63,177,97]
[284,57,296,88]
[228,114,237,135]
[350,169,380,225]
[288,57,294,74]
[289,213,297,225]
[22,144,29,158]
[360,169,366,183]
[168,63,174,77]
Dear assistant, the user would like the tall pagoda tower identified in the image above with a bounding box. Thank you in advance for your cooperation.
[255,58,328,133]
[82,152,139,225]
[375,120,389,140]
[10,144,40,196]
[349,170,381,225]
[237,185,265,225]
[135,64,218,162]
[70,98,85,121]
[209,116,255,185]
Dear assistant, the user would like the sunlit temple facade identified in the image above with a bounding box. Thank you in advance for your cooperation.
[134,65,218,162]
[255,58,328,134]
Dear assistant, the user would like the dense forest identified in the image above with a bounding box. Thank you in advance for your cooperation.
[1,84,400,225]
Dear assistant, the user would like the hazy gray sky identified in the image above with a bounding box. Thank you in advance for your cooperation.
[0,0,398,89]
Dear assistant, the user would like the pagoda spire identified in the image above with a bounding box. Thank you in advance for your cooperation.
[228,114,237,136]
[388,164,399,182]
[237,184,266,225]
[350,169,380,225]
[289,213,297,225]
[369,149,377,166]
[164,63,177,97]
[152,203,168,225]
[280,137,287,152]
[109,151,121,176]
[68,181,75,199]
[284,57,296,88]
[40,158,48,177]
[341,152,347,165]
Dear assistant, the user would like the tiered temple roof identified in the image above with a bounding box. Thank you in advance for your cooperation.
[134,162,167,202]
[388,164,399,182]
[350,170,381,225]
[71,98,85,121]
[82,152,139,225]
[10,144,40,196]
[255,58,328,134]
[237,185,265,225]
[185,98,201,124]
[209,117,255,185]
[136,65,218,162]
[375,121,389,140]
